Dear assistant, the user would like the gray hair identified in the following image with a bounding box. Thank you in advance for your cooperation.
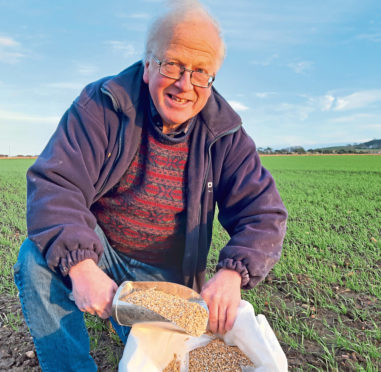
[144,0,226,67]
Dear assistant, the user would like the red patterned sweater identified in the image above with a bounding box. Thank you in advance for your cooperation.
[91,123,189,267]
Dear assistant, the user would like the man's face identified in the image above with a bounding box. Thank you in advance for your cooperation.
[143,19,222,130]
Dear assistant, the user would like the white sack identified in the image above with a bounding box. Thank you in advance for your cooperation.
[118,300,288,372]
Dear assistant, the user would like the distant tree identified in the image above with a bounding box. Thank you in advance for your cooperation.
[258,147,273,154]
[291,146,306,154]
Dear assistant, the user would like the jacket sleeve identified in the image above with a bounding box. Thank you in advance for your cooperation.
[215,128,287,289]
[26,86,112,276]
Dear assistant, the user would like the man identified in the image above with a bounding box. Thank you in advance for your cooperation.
[15,1,287,371]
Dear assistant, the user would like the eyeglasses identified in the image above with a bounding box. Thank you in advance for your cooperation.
[153,56,215,88]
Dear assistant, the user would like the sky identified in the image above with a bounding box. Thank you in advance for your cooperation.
[1,0,381,156]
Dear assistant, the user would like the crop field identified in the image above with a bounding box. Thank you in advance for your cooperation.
[0,155,380,371]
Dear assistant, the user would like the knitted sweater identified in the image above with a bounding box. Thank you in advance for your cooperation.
[91,122,190,267]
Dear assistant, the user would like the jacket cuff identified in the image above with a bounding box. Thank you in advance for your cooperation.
[216,258,250,288]
[59,249,99,276]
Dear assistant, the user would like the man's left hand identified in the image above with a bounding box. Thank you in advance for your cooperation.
[200,268,241,335]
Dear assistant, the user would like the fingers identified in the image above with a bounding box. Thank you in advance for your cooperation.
[206,300,229,334]
[74,280,117,318]
[79,305,111,319]
[206,298,218,333]
[78,306,95,316]
[77,295,113,318]
[224,303,238,332]
[98,303,113,319]
[205,299,238,334]
[200,269,241,334]
[218,306,227,334]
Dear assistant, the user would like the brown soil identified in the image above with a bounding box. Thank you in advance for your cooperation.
[0,294,123,372]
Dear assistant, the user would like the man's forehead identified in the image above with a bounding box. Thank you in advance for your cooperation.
[163,44,215,68]
[156,18,222,69]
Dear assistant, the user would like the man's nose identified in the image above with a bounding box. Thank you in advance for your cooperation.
[174,70,193,91]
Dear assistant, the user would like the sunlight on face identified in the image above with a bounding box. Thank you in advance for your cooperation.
[143,18,222,131]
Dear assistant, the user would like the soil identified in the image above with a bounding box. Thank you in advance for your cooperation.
[0,294,123,372]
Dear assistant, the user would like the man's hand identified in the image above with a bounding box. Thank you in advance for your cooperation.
[69,259,118,319]
[200,268,241,335]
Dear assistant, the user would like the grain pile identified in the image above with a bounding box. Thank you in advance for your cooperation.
[163,338,255,372]
[123,288,208,337]
[188,338,254,372]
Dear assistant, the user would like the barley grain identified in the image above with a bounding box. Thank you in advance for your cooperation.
[188,338,254,372]
[123,288,208,337]
[163,338,255,372]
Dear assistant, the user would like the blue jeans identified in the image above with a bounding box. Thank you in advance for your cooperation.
[14,225,183,372]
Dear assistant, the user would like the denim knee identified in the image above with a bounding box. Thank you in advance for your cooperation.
[15,238,49,284]
[14,237,74,306]
[14,239,96,371]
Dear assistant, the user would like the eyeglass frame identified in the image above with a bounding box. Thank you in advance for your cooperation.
[152,56,215,88]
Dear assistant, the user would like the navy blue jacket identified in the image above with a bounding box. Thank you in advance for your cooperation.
[27,61,287,291]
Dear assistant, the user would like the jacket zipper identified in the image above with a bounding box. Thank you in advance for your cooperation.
[201,125,242,194]
[194,124,242,264]
[95,88,125,199]
[100,87,120,112]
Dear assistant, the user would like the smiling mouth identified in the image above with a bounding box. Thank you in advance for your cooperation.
[168,94,190,104]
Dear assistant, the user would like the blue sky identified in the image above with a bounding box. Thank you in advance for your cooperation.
[1,0,380,155]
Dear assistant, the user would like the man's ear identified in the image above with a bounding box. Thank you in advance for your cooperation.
[142,60,150,84]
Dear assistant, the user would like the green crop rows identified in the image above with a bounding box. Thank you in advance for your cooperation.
[1,155,380,371]
[209,155,380,371]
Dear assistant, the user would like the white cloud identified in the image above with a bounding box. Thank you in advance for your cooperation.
[274,102,314,121]
[0,35,25,64]
[362,123,381,129]
[0,109,60,124]
[255,92,276,99]
[0,36,19,47]
[104,41,139,58]
[288,60,313,74]
[319,95,335,111]
[308,90,381,112]
[228,101,249,111]
[0,51,25,63]
[356,32,381,43]
[330,113,374,123]
[334,90,381,111]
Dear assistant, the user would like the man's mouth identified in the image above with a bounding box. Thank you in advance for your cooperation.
[168,94,190,104]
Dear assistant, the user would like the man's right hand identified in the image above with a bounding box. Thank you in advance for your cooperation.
[69,259,118,319]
